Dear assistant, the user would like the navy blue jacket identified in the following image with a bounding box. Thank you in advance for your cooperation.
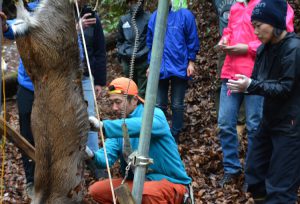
[80,13,107,86]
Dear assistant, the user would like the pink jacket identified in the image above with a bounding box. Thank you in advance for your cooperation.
[220,0,294,80]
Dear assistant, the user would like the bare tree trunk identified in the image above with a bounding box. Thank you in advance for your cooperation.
[13,1,89,203]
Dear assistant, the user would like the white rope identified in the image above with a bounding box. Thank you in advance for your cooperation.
[74,1,117,203]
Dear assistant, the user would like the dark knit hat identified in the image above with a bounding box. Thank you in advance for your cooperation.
[251,0,287,30]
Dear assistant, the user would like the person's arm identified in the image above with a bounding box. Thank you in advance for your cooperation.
[184,10,200,63]
[286,3,294,32]
[103,108,170,138]
[116,18,125,50]
[92,14,107,88]
[247,47,299,98]
[93,138,121,168]
[146,12,156,64]
[228,47,300,98]
[219,7,233,45]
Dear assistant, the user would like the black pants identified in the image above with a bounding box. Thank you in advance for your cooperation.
[17,85,35,184]
[246,126,300,203]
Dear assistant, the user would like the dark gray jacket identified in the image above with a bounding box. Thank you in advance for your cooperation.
[248,32,300,136]
[116,7,151,61]
[213,0,236,36]
[80,13,107,86]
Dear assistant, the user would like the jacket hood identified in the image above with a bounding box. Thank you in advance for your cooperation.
[130,4,144,16]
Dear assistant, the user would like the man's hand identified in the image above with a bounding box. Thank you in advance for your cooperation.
[146,67,150,77]
[76,13,96,31]
[226,74,252,93]
[85,146,94,159]
[0,12,8,32]
[187,61,195,77]
[223,43,248,55]
[89,116,103,132]
[95,85,103,99]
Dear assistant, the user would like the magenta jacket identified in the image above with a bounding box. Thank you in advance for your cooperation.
[220,0,294,80]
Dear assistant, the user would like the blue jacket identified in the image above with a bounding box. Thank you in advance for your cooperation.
[4,1,40,91]
[147,8,200,80]
[4,0,83,91]
[94,104,191,185]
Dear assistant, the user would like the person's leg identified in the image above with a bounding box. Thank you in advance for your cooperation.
[265,134,300,203]
[89,178,131,203]
[82,76,98,152]
[156,79,169,116]
[142,179,186,204]
[121,59,130,77]
[218,81,243,182]
[244,95,263,165]
[245,126,271,200]
[237,100,246,125]
[89,178,186,204]
[17,86,35,184]
[170,77,188,142]
[215,52,226,119]
[17,86,35,198]
[135,59,148,99]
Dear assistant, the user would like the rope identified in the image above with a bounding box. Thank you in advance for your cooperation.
[0,61,7,204]
[118,0,145,187]
[92,0,99,12]
[122,0,143,122]
[74,1,116,204]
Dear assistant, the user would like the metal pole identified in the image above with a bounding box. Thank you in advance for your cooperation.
[132,0,169,203]
[0,0,3,109]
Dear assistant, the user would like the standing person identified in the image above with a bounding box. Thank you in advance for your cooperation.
[116,0,150,99]
[227,0,300,202]
[77,0,107,152]
[213,0,246,132]
[147,1,200,142]
[216,0,294,187]
[1,0,40,198]
[86,77,192,203]
[77,0,107,179]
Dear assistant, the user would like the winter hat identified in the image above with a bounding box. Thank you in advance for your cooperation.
[251,0,287,30]
[108,77,144,103]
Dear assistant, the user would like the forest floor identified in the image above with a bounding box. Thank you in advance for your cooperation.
[1,1,300,203]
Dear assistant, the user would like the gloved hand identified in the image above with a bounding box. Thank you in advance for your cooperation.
[227,74,252,93]
[89,116,103,132]
[85,146,94,159]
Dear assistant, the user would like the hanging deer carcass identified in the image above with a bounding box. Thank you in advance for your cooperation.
[12,0,90,203]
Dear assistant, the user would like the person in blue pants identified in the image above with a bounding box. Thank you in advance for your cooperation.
[227,0,300,202]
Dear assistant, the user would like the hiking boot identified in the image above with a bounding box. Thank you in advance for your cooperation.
[219,172,241,188]
[253,197,266,204]
[242,182,248,193]
[26,182,35,199]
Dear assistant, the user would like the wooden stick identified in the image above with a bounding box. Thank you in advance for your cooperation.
[0,117,35,161]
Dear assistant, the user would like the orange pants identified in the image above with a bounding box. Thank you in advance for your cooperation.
[89,178,186,204]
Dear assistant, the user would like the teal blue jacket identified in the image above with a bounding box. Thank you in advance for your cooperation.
[93,104,191,185]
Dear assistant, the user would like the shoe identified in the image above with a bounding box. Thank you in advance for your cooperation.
[253,197,266,204]
[219,172,241,188]
[242,182,248,192]
[26,182,35,199]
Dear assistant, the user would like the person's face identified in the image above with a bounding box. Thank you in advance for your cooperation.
[109,94,138,118]
[252,20,274,44]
